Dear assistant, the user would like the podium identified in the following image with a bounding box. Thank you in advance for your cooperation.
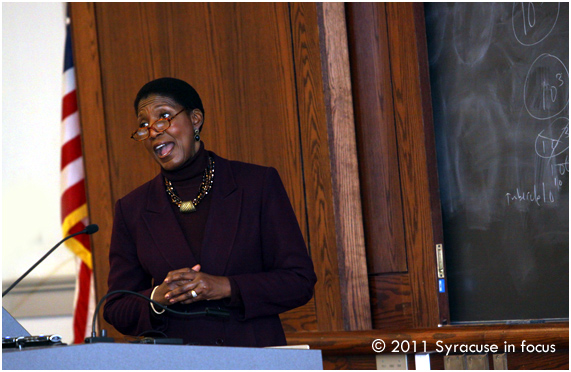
[2,307,30,338]
[2,308,322,370]
[3,343,323,369]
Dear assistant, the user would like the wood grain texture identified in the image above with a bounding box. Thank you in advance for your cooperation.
[385,2,440,328]
[94,3,305,222]
[286,323,569,355]
[69,2,116,337]
[345,2,408,275]
[369,274,413,329]
[289,2,344,332]
[316,2,372,332]
[280,299,318,332]
[72,2,329,335]
[423,352,569,371]
[505,351,569,370]
[412,2,450,327]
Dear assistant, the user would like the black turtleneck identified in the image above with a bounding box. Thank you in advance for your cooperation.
[160,142,242,308]
[161,142,211,265]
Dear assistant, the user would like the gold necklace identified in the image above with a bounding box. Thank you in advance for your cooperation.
[164,156,215,213]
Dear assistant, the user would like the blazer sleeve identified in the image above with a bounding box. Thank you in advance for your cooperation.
[230,167,317,320]
[103,198,167,336]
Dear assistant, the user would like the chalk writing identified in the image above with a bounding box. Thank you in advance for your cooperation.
[505,183,555,206]
[507,6,568,209]
[524,54,569,120]
[534,117,569,158]
[550,156,569,176]
[512,2,560,46]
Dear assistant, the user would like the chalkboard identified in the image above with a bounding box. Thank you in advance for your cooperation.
[425,3,569,322]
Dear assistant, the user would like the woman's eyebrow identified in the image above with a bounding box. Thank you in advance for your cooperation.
[137,104,173,119]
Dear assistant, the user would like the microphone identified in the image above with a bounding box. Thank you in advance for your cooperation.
[85,224,99,235]
[2,224,99,297]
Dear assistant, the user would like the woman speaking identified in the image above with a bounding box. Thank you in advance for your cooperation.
[103,77,317,347]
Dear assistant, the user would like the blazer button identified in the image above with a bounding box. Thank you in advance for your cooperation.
[215,338,224,346]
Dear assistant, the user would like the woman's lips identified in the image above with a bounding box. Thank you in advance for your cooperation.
[154,142,175,159]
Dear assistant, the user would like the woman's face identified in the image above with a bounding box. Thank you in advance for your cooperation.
[137,95,203,171]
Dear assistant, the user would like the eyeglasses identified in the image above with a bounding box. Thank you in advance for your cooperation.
[131,108,186,141]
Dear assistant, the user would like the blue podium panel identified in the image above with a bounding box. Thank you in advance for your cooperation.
[2,308,30,338]
[2,343,323,370]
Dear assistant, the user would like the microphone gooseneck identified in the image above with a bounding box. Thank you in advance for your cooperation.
[2,224,99,297]
[86,289,231,343]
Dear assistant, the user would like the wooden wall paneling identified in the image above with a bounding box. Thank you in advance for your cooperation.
[69,2,116,336]
[74,2,327,334]
[94,2,307,224]
[94,3,163,201]
[316,2,372,331]
[280,299,318,333]
[288,2,344,332]
[385,2,440,328]
[369,274,413,329]
[345,2,407,275]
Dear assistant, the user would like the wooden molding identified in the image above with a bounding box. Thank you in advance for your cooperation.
[286,323,570,355]
[290,2,344,332]
[316,2,372,331]
[385,2,441,328]
[69,2,115,335]
[345,2,408,276]
[411,2,450,326]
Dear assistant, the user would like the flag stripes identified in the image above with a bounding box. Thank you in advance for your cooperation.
[61,137,83,171]
[62,90,77,120]
[61,157,85,193]
[61,181,86,223]
[62,112,81,143]
[61,9,95,344]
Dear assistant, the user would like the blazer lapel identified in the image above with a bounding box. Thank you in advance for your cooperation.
[142,175,198,271]
[200,153,242,276]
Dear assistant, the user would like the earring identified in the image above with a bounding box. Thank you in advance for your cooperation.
[194,129,201,142]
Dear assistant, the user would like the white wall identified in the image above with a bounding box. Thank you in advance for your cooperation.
[2,2,74,343]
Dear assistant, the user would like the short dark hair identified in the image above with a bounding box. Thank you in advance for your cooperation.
[134,77,205,120]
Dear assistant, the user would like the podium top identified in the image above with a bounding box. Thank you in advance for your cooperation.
[2,343,323,370]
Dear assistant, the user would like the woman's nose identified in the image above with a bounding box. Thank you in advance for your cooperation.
[148,125,162,139]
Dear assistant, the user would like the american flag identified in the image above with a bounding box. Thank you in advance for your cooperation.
[61,8,95,344]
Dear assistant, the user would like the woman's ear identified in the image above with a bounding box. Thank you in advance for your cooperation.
[190,109,204,131]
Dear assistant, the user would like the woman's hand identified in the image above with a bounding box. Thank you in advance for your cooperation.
[163,265,232,305]
[151,265,201,306]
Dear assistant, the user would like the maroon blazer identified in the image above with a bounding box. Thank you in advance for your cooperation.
[103,151,316,347]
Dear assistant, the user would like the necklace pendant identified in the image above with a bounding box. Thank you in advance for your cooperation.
[180,201,197,213]
[164,157,214,213]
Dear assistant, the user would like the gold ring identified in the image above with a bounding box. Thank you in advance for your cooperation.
[191,290,198,298]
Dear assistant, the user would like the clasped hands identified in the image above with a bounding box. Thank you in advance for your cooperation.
[152,265,231,306]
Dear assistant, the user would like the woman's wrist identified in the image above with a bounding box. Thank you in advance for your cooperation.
[150,285,166,314]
